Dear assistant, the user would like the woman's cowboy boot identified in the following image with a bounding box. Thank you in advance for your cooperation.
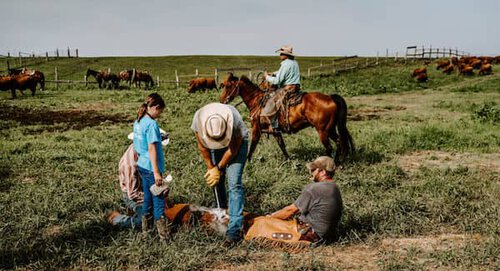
[156,216,170,240]
[141,213,153,237]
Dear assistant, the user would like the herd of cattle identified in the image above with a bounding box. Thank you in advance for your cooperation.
[412,55,499,82]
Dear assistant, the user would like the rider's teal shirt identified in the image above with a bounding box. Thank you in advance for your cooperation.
[265,59,301,88]
[133,115,165,173]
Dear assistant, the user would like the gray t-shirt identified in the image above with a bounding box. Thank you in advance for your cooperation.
[191,104,249,140]
[294,181,343,239]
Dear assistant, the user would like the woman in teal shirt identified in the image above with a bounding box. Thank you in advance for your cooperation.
[133,93,169,240]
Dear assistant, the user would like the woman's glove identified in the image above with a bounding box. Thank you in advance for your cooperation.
[204,166,221,187]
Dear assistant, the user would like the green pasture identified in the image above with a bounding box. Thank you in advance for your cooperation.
[0,56,499,270]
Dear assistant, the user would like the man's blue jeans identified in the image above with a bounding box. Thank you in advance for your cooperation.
[112,192,142,229]
[210,140,248,241]
[138,166,165,221]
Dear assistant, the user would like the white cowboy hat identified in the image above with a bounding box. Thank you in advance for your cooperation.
[128,128,170,146]
[275,45,295,56]
[196,103,234,149]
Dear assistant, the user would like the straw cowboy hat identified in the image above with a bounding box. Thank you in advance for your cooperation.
[275,45,295,57]
[128,128,170,146]
[196,103,234,149]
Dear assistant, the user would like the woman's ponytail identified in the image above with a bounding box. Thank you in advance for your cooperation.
[136,93,166,121]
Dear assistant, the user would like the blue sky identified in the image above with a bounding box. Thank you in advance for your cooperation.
[1,0,499,56]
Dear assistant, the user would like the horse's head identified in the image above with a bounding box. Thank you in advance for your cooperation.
[219,72,240,104]
[85,69,92,77]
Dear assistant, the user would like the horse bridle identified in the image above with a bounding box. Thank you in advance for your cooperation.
[223,77,241,104]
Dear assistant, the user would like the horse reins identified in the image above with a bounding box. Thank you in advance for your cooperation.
[223,77,241,104]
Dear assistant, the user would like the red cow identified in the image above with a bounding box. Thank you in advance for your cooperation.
[459,64,474,76]
[470,59,482,69]
[416,73,428,82]
[412,68,427,77]
[478,63,492,76]
[442,64,454,74]
[436,59,450,70]
[188,77,218,93]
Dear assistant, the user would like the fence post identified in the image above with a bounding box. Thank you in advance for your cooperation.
[7,52,10,58]
[19,52,22,67]
[175,70,179,88]
[76,49,79,58]
[308,68,311,77]
[214,68,218,85]
[84,75,87,86]
[108,68,111,74]
[55,67,59,91]
[56,49,59,58]
[67,47,71,58]
[249,70,252,79]
[376,51,379,65]
[195,68,198,77]
[46,52,49,62]
[157,76,160,87]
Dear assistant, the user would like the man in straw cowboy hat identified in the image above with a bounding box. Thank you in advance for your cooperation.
[191,102,249,246]
[265,156,343,246]
[261,45,301,133]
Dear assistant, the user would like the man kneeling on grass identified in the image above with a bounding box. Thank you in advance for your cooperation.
[246,156,343,247]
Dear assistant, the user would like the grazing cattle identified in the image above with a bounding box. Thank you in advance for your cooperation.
[416,73,428,82]
[442,64,454,74]
[9,68,45,91]
[479,56,494,64]
[451,57,459,66]
[132,70,154,89]
[188,77,218,93]
[412,68,427,77]
[458,64,474,76]
[470,59,482,69]
[436,59,450,70]
[478,63,492,76]
[494,56,500,64]
[0,74,37,99]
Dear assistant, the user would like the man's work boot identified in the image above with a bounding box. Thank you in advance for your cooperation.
[156,216,170,241]
[141,213,153,237]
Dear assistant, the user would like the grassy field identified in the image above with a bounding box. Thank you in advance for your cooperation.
[0,56,499,270]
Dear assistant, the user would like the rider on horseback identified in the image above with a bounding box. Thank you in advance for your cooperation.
[261,45,301,133]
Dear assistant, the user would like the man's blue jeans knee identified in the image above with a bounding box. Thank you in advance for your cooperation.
[112,193,142,229]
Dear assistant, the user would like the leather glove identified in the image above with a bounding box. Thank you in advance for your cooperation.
[204,167,221,187]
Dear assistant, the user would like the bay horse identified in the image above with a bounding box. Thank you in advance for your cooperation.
[220,73,354,164]
[132,70,154,89]
[9,68,45,91]
[86,69,120,89]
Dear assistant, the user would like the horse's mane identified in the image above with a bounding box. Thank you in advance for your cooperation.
[239,75,259,89]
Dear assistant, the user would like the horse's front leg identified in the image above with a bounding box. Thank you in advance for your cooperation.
[273,133,289,160]
[247,122,262,162]
[318,130,333,158]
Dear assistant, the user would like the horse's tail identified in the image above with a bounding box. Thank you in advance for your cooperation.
[331,94,355,157]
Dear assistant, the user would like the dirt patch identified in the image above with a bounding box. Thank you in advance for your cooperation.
[348,106,406,121]
[211,233,487,271]
[0,104,130,132]
[397,150,500,174]
[43,225,63,238]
